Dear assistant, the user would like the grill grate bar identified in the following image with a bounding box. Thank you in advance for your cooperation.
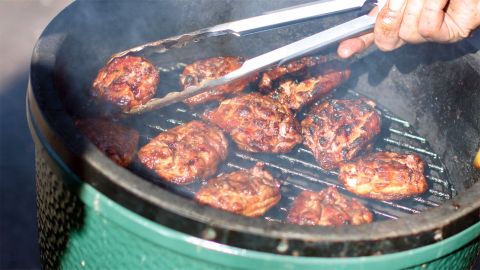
[425,175,449,186]
[166,118,186,126]
[428,189,451,199]
[383,138,438,158]
[146,124,166,132]
[264,217,283,223]
[376,200,420,213]
[426,164,445,173]
[157,63,187,73]
[412,197,439,207]
[277,154,339,176]
[234,152,339,188]
[175,107,202,118]
[388,128,426,143]
[382,114,410,127]
[371,210,399,219]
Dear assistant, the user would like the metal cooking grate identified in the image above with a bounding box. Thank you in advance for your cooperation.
[126,63,455,223]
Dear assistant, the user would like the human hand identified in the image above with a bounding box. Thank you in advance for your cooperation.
[337,0,480,58]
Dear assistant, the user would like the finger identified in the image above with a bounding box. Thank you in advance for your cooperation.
[337,33,375,58]
[439,0,480,40]
[337,7,378,58]
[418,0,451,42]
[448,0,480,31]
[374,0,408,51]
[399,0,427,43]
[452,0,480,30]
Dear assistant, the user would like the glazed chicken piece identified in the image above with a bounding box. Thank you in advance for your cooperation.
[287,187,373,226]
[269,61,351,110]
[203,93,302,153]
[259,56,328,92]
[75,119,139,167]
[92,56,160,112]
[195,163,281,217]
[301,98,381,170]
[338,151,428,200]
[180,56,257,106]
[137,121,228,185]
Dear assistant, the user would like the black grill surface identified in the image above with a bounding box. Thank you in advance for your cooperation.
[120,60,455,224]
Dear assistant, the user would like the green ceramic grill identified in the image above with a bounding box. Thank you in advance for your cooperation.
[28,0,480,269]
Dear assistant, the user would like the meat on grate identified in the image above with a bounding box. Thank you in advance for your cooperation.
[75,118,139,167]
[195,162,281,217]
[258,56,328,92]
[203,93,302,153]
[301,98,381,170]
[180,56,257,106]
[267,61,351,110]
[287,186,373,226]
[92,56,159,112]
[138,120,228,185]
[338,151,427,200]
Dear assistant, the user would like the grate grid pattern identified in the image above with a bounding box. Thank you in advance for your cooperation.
[125,63,455,223]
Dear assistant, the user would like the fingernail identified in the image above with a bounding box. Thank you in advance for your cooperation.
[388,0,406,11]
[339,48,351,58]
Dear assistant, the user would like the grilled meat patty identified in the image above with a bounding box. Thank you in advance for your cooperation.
[203,93,302,153]
[180,56,257,106]
[75,119,139,167]
[269,62,351,110]
[259,56,328,92]
[92,56,159,112]
[195,162,281,217]
[301,98,381,170]
[287,187,373,226]
[339,151,427,200]
[137,121,228,185]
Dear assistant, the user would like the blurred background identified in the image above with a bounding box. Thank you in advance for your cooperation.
[0,0,71,268]
[0,0,478,269]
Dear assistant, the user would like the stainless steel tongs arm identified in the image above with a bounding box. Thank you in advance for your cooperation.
[208,0,367,36]
[110,0,367,60]
[125,0,387,115]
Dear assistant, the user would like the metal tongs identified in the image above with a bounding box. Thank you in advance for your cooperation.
[115,0,386,115]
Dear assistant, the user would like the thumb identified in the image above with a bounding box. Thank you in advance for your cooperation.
[374,0,407,51]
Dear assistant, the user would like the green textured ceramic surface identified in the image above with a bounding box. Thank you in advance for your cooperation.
[62,183,480,270]
[33,139,480,270]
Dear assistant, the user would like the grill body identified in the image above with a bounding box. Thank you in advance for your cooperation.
[30,133,479,270]
[28,0,480,269]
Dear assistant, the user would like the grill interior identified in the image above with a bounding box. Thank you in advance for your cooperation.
[121,60,455,224]
[31,0,480,257]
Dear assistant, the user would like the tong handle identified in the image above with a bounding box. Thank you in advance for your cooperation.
[127,76,234,114]
[110,0,367,61]
[124,0,388,114]
[209,0,367,36]
[126,14,377,115]
[227,14,377,81]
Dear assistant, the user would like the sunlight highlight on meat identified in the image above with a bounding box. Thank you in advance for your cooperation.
[339,151,428,200]
[92,56,159,112]
[195,163,281,217]
[287,187,373,226]
[138,121,228,185]
[301,98,381,170]
[203,93,302,153]
[180,56,257,106]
